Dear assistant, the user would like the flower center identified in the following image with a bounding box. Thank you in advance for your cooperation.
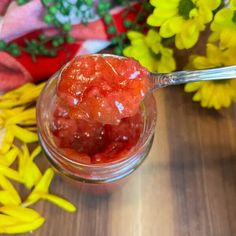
[150,50,162,60]
[178,0,196,19]
[232,11,236,23]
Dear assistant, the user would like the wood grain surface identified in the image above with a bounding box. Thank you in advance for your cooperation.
[6,86,236,236]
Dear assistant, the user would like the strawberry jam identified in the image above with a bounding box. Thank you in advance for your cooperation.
[51,55,150,164]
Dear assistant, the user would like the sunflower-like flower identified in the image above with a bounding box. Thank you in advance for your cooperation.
[147,0,220,49]
[123,29,176,73]
[185,43,236,109]
[210,1,236,49]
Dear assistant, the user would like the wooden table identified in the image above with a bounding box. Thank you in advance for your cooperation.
[10,86,236,236]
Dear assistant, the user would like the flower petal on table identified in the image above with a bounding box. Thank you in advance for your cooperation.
[0,165,22,183]
[30,145,42,161]
[0,216,45,234]
[8,125,38,143]
[0,146,18,166]
[0,205,41,221]
[42,193,76,212]
[0,128,14,154]
[0,174,21,204]
[5,108,36,125]
[23,168,54,207]
[0,190,20,205]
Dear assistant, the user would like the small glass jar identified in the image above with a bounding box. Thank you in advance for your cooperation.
[36,63,157,189]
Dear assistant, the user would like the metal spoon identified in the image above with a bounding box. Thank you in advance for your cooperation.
[149,65,236,91]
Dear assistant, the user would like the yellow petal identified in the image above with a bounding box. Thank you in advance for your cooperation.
[199,82,214,105]
[192,91,202,101]
[146,29,161,53]
[23,161,42,189]
[126,31,145,40]
[160,16,184,37]
[30,146,42,161]
[1,83,36,99]
[5,108,36,126]
[0,205,41,222]
[0,190,20,205]
[0,100,23,109]
[0,147,18,166]
[21,193,40,208]
[0,128,14,154]
[18,144,42,189]
[179,24,200,49]
[0,165,22,183]
[23,168,54,207]
[19,82,45,102]
[147,6,177,26]
[184,82,204,92]
[0,214,19,227]
[0,216,45,234]
[0,174,21,204]
[1,107,25,119]
[42,193,76,212]
[8,125,38,143]
[33,168,54,193]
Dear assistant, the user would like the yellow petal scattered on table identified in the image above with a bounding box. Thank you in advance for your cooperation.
[0,174,21,204]
[0,165,22,183]
[0,205,41,221]
[32,168,54,193]
[22,161,42,189]
[1,83,36,99]
[5,108,36,126]
[0,146,18,166]
[42,193,76,212]
[0,107,25,120]
[0,100,24,109]
[18,144,42,189]
[22,168,54,207]
[0,190,20,205]
[8,125,38,143]
[1,217,45,234]
[0,214,19,227]
[19,82,46,103]
[30,145,42,161]
[0,206,45,234]
[23,168,76,212]
[0,216,45,234]
[0,128,14,154]
[0,82,75,234]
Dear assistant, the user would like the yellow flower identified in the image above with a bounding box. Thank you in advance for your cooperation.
[210,4,236,49]
[185,80,236,109]
[185,43,236,109]
[147,0,220,49]
[123,29,176,73]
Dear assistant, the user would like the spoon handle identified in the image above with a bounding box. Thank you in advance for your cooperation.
[150,65,236,90]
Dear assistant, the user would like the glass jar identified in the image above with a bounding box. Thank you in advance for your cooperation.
[36,64,157,189]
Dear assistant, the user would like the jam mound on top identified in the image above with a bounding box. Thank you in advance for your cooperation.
[51,54,150,164]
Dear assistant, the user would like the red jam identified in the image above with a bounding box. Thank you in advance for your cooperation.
[51,55,150,164]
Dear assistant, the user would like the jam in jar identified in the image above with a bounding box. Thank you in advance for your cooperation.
[37,54,157,185]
